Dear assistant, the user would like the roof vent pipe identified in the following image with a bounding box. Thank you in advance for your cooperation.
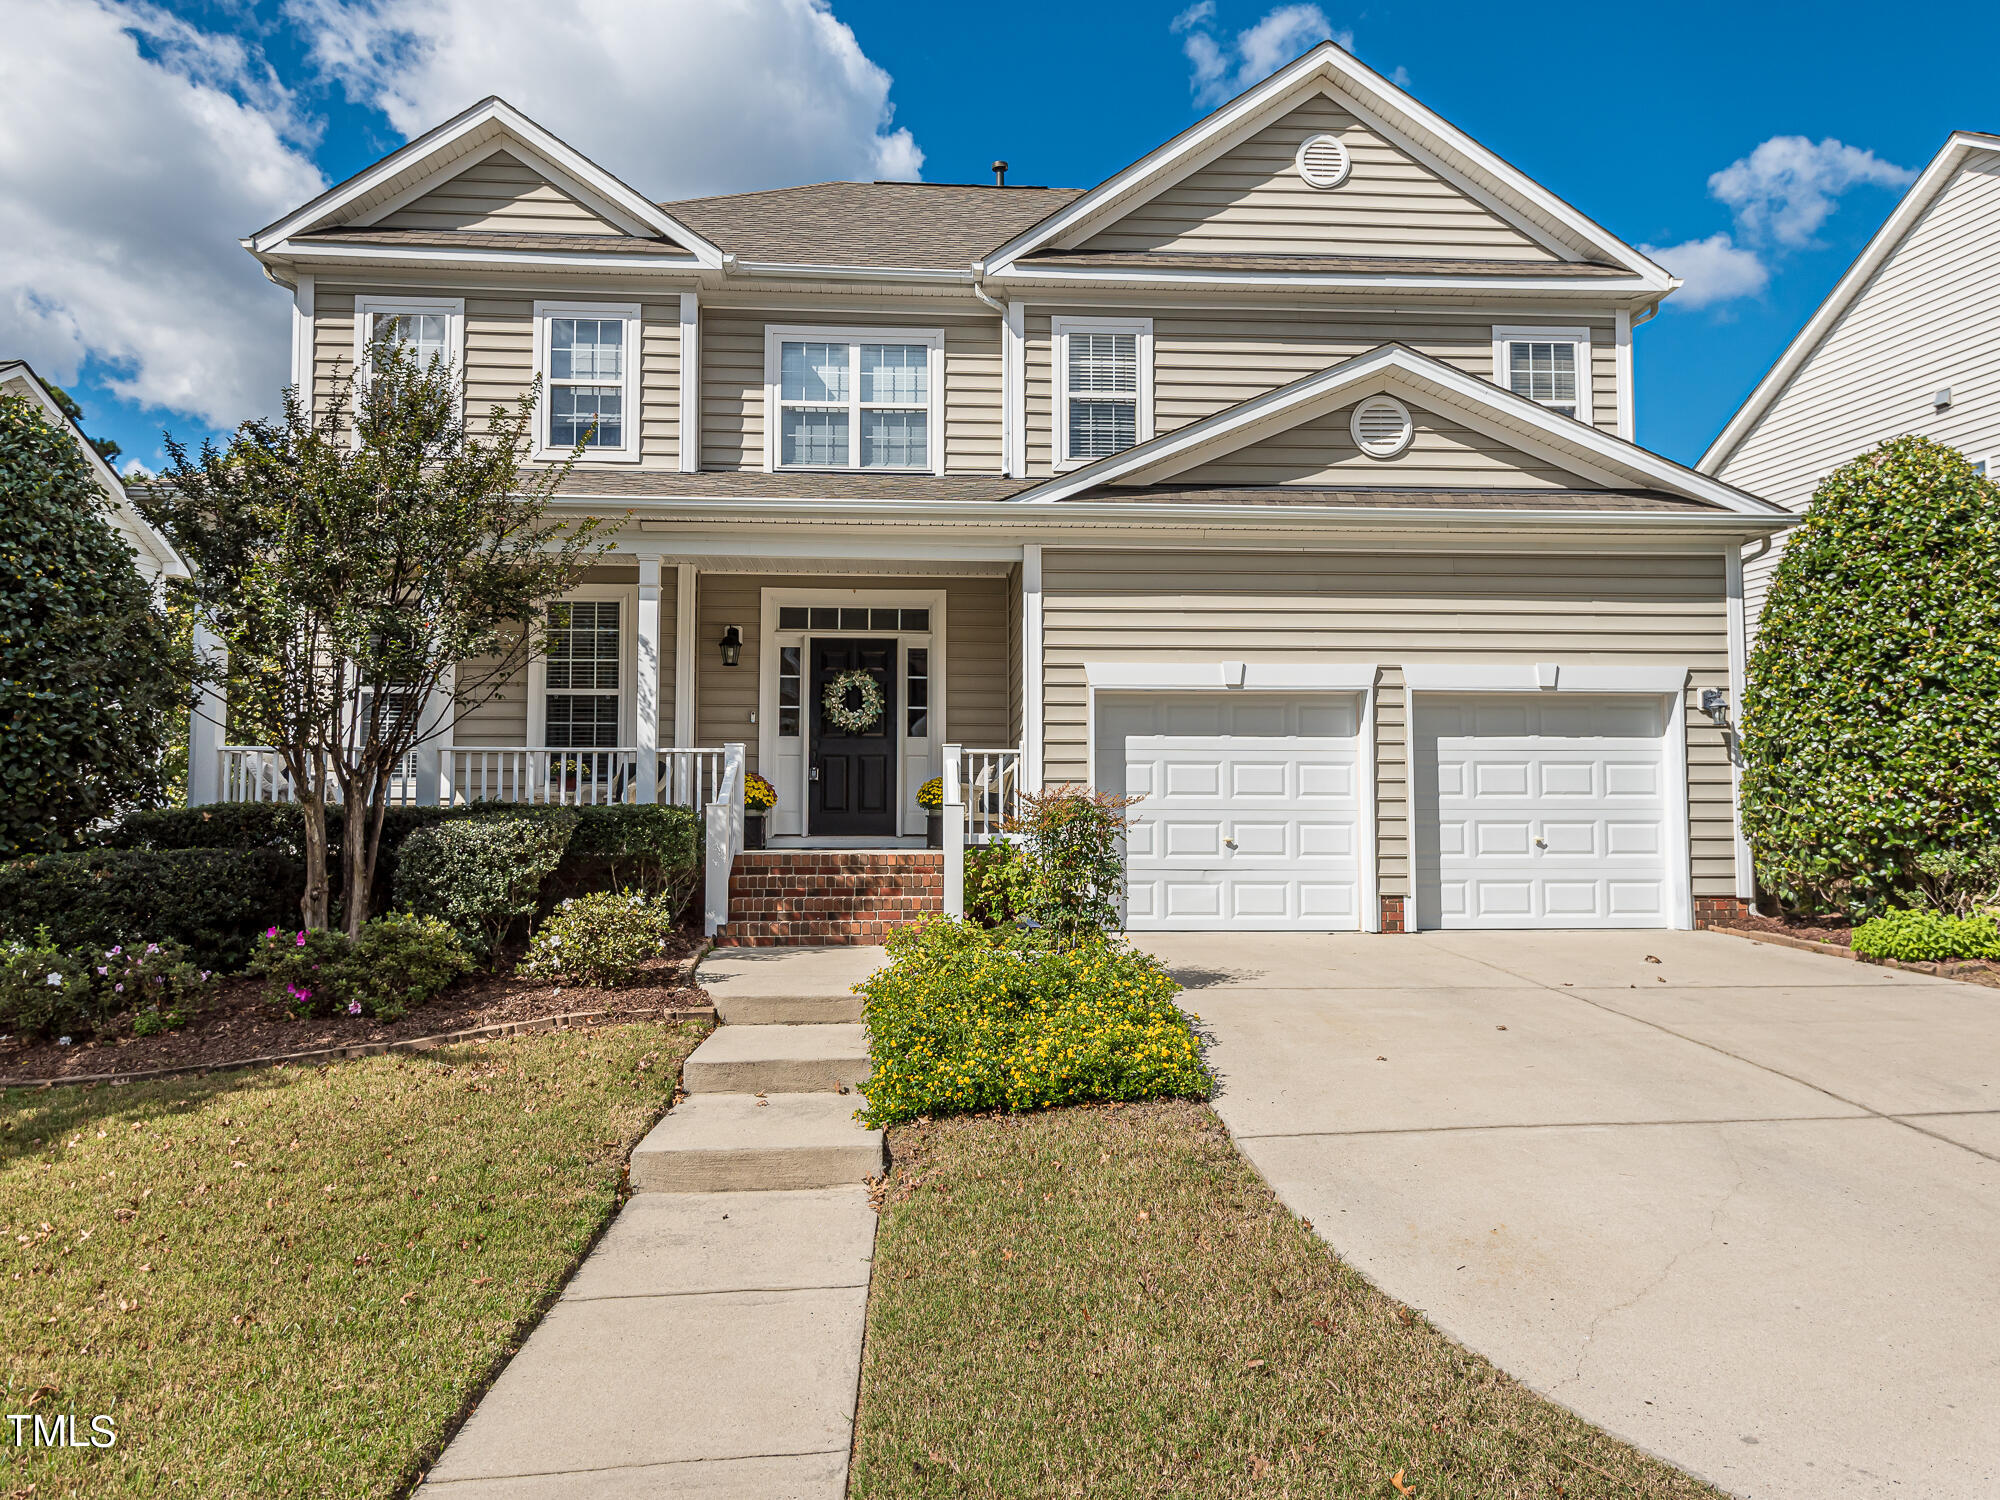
[992,160,1008,187]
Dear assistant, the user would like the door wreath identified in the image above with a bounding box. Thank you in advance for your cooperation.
[822,668,886,733]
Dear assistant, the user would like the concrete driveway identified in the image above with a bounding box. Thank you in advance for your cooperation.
[1133,929,2000,1499]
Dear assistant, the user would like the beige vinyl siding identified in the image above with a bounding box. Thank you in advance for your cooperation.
[694,574,1012,775]
[1151,399,1602,488]
[376,151,625,236]
[698,310,1002,474]
[1076,95,1562,261]
[454,624,530,748]
[1715,154,2000,628]
[1039,548,1734,898]
[1023,305,1620,472]
[313,285,682,466]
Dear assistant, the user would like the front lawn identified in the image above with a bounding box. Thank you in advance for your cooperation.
[0,1019,706,1496]
[852,1102,1719,1499]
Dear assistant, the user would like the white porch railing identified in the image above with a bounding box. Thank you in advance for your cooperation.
[704,743,746,937]
[213,745,727,810]
[957,747,1024,845]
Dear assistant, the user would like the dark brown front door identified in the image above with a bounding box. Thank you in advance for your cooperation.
[810,639,898,837]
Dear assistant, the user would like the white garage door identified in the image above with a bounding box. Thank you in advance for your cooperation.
[1095,692,1362,931]
[1414,694,1672,930]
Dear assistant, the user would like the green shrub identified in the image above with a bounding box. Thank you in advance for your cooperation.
[1914,843,2000,918]
[558,805,702,907]
[0,929,102,1039]
[0,848,300,969]
[1850,908,2000,964]
[1012,785,1141,945]
[1743,437,2000,910]
[93,938,212,1034]
[856,918,1211,1127]
[964,841,1031,927]
[518,891,676,988]
[395,811,578,957]
[248,914,471,1020]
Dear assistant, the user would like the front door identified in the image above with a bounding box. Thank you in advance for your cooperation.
[810,639,898,837]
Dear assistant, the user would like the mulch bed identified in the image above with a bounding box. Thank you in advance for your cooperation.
[1714,910,2000,989]
[0,933,710,1086]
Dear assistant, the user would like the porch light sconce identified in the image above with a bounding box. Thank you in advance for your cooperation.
[1700,687,1731,728]
[718,625,743,667]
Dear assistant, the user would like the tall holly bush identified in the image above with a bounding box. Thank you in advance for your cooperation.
[0,391,184,858]
[1741,436,2000,910]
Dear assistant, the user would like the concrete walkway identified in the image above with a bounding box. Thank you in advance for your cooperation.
[1135,929,2000,1500]
[418,947,888,1500]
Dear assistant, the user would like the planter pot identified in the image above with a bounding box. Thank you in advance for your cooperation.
[925,813,943,849]
[743,813,767,850]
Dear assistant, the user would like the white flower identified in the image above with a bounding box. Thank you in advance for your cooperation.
[45,972,62,987]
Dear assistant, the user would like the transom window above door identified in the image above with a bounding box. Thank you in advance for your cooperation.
[1493,326,1591,422]
[765,327,944,474]
[535,302,641,461]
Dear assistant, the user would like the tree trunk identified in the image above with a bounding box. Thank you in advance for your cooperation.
[341,779,374,939]
[297,788,332,932]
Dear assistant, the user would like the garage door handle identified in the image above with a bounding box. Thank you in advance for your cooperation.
[1224,837,1237,849]
[1533,836,1547,849]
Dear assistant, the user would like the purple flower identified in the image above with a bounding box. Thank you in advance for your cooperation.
[146,944,160,955]
[114,983,124,994]
[286,982,313,1003]
[347,1001,362,1015]
[96,966,107,976]
[266,927,279,939]
[295,932,307,948]
[109,946,122,956]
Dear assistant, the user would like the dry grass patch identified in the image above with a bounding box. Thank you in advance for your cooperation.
[852,1101,1718,1499]
[0,1019,706,1497]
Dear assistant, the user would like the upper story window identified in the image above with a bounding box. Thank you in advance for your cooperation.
[764,327,944,474]
[534,301,641,461]
[1054,316,1153,467]
[1493,326,1592,422]
[353,296,464,394]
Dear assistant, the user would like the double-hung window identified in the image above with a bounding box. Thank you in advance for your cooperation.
[1493,326,1592,422]
[543,600,623,749]
[534,301,641,461]
[353,297,463,419]
[1054,316,1152,466]
[765,327,944,474]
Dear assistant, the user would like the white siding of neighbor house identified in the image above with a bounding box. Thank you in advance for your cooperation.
[376,151,626,236]
[1150,399,1605,489]
[1075,94,1564,261]
[311,285,682,466]
[1022,304,1620,473]
[1711,153,2000,630]
[1037,548,1736,899]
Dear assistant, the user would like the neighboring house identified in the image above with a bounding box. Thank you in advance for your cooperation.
[203,41,1791,936]
[0,359,187,588]
[1701,131,2000,632]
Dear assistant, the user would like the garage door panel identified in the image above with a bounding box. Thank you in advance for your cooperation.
[1415,692,1672,931]
[1105,691,1362,932]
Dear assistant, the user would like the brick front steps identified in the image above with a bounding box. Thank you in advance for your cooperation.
[714,850,943,947]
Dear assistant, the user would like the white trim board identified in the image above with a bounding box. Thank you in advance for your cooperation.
[1401,663,1688,695]
[1085,661,1378,692]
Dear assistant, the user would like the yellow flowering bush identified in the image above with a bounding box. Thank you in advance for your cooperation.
[856,917,1211,1126]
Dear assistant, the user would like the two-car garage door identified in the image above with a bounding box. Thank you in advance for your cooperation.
[1094,687,1675,932]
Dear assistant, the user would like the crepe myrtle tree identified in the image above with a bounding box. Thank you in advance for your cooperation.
[142,335,612,935]
[1741,435,2000,912]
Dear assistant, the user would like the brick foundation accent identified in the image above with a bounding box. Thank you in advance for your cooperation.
[713,850,945,947]
[1379,895,1407,934]
[1692,896,1752,929]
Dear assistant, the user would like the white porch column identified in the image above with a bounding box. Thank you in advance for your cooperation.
[673,561,696,748]
[942,743,965,918]
[1021,544,1044,789]
[636,555,662,804]
[187,620,227,805]
[413,664,453,807]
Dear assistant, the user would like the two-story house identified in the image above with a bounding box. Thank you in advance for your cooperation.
[196,41,1792,937]
[1700,130,2000,633]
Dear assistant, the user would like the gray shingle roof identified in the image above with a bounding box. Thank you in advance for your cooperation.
[657,182,1083,269]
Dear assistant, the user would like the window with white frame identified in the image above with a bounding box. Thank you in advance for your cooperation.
[1054,317,1152,466]
[765,328,943,473]
[353,297,463,392]
[544,600,622,748]
[1493,326,1591,421]
[534,302,641,460]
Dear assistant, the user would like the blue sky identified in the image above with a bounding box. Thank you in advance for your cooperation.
[7,0,1995,473]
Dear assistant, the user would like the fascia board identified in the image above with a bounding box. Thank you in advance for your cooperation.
[248,98,725,268]
[984,42,1668,282]
[990,265,1667,294]
[1698,131,2000,473]
[264,240,704,274]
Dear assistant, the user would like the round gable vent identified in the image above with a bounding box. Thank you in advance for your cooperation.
[1350,395,1414,459]
[1295,134,1351,189]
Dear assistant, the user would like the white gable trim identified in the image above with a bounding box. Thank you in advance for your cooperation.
[247,97,724,269]
[983,42,1673,287]
[352,139,643,238]
[1699,131,2000,473]
[1010,344,1786,515]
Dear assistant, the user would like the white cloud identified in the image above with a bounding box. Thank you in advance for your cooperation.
[1178,3,1343,106]
[1641,232,1771,309]
[1708,135,1913,248]
[0,0,325,426]
[289,0,925,197]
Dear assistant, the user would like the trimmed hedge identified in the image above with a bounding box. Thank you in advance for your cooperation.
[395,812,580,955]
[856,918,1212,1127]
[0,848,302,969]
[1850,908,2000,964]
[1742,436,2000,909]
